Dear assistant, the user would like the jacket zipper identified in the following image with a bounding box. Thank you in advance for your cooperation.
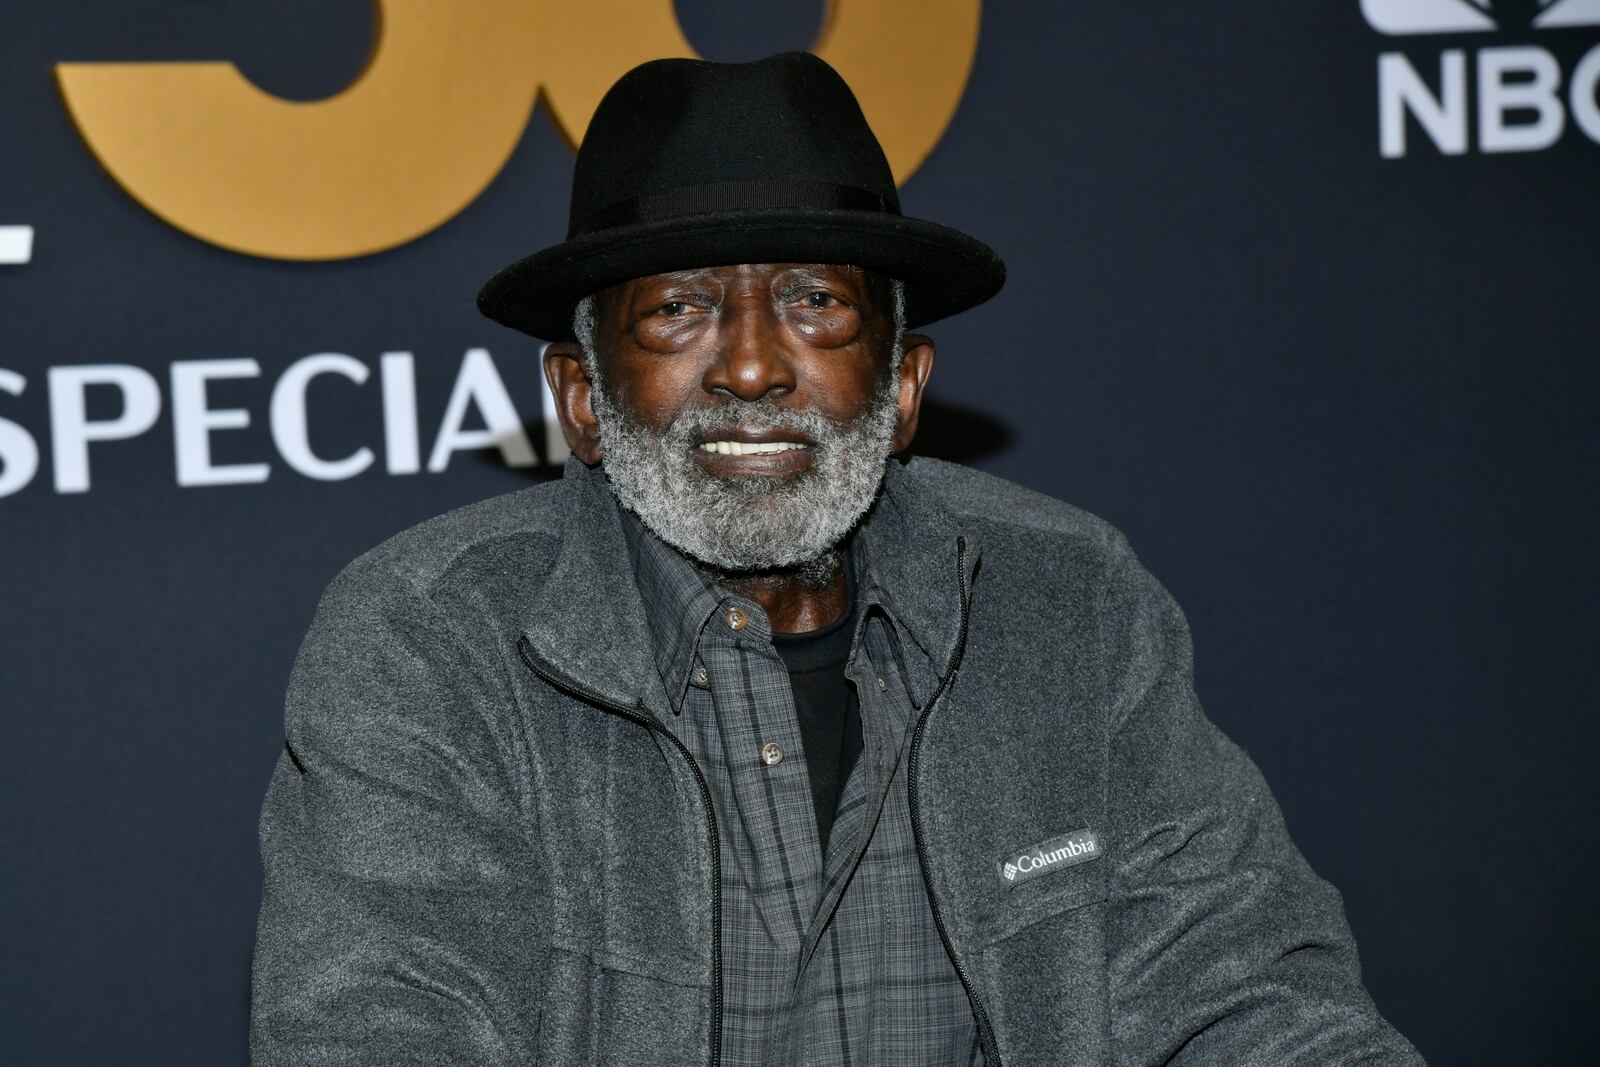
[516,636,724,1067]
[906,536,1002,1064]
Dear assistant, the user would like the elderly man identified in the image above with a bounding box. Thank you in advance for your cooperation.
[251,53,1421,1066]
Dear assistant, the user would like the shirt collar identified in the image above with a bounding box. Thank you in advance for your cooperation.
[614,460,962,715]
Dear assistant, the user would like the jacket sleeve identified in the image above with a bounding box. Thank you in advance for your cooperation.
[1098,538,1424,1065]
[250,561,546,1065]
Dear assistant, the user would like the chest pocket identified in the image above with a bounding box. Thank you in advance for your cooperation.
[978,889,1112,1066]
[536,945,710,1066]
[973,842,1112,1066]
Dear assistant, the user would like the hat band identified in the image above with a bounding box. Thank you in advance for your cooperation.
[571,180,899,238]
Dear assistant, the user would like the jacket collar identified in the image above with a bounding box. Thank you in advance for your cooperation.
[853,457,980,704]
[518,457,979,715]
[518,458,673,716]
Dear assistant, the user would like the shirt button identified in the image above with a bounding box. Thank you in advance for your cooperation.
[760,742,784,766]
[694,665,709,686]
[876,677,887,691]
[724,606,748,631]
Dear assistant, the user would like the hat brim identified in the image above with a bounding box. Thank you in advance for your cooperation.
[475,207,1005,341]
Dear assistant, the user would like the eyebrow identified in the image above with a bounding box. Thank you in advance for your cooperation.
[648,268,718,286]
[774,265,856,290]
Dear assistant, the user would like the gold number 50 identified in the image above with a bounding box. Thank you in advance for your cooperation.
[55,0,981,261]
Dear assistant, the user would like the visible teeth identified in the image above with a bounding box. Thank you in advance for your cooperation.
[698,441,807,456]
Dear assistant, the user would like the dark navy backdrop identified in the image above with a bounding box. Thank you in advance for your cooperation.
[3,2,1595,1063]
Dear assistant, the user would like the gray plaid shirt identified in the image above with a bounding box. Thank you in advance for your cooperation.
[620,509,983,1066]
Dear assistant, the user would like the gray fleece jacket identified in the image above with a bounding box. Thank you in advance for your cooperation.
[250,456,1423,1066]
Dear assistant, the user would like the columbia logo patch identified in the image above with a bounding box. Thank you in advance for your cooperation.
[996,829,1101,888]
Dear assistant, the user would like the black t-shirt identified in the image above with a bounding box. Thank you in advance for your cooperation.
[769,574,863,856]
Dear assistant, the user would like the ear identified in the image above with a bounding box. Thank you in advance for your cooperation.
[544,342,604,465]
[890,333,935,453]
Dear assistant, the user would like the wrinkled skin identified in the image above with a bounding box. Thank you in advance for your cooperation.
[545,262,936,633]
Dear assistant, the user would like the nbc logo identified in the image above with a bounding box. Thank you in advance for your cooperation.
[1360,1,1600,156]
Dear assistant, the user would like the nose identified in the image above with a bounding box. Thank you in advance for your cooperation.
[701,299,797,402]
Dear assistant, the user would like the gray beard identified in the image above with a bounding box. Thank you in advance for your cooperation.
[591,377,900,577]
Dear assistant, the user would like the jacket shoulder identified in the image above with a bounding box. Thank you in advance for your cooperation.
[319,477,571,612]
[902,456,1130,557]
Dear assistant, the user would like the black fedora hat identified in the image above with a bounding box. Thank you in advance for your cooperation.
[476,51,1004,341]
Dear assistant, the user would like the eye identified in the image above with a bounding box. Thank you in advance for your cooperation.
[657,300,689,316]
[802,291,838,309]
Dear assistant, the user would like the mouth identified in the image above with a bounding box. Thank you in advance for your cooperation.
[696,439,810,457]
[691,428,816,474]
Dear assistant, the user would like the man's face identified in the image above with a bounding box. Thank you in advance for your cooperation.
[546,262,935,573]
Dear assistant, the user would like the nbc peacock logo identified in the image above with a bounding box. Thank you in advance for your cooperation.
[1361,0,1600,156]
[1362,0,1600,35]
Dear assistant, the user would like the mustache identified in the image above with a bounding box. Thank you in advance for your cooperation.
[659,400,840,444]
